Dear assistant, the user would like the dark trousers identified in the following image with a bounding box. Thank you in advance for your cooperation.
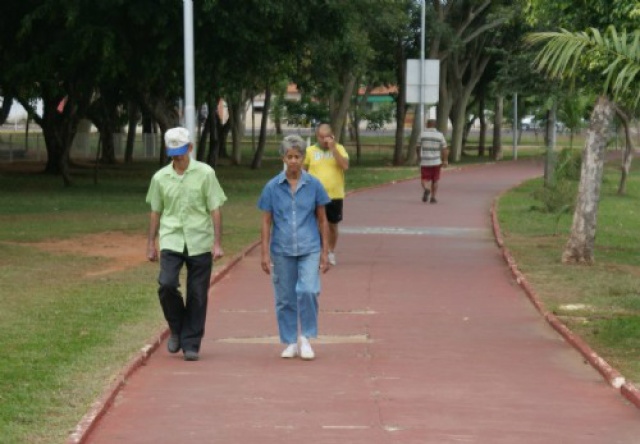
[158,249,212,352]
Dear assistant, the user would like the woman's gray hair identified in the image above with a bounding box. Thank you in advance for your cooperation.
[279,135,307,157]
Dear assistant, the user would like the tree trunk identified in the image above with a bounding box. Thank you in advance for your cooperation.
[436,62,451,133]
[273,93,283,136]
[275,117,282,135]
[229,98,245,165]
[447,49,490,162]
[198,105,211,162]
[125,101,138,163]
[86,92,121,165]
[544,110,551,147]
[517,121,523,144]
[352,84,371,164]
[92,104,118,165]
[99,131,117,164]
[449,102,467,162]
[544,101,557,187]
[157,120,169,166]
[138,92,179,166]
[462,112,476,154]
[215,100,229,160]
[207,99,219,167]
[32,94,82,186]
[394,43,408,166]
[0,94,13,125]
[215,114,231,166]
[492,95,503,160]
[449,87,475,163]
[24,116,30,152]
[251,86,272,170]
[616,107,634,196]
[562,96,616,265]
[330,73,357,143]
[141,112,156,159]
[405,105,421,164]
[478,95,486,156]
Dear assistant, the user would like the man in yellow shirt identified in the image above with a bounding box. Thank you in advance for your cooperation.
[146,127,227,361]
[304,123,349,265]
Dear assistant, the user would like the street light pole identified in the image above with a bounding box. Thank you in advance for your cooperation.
[183,0,196,158]
[512,92,518,160]
[419,0,426,130]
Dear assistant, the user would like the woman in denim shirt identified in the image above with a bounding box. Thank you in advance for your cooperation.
[258,135,331,360]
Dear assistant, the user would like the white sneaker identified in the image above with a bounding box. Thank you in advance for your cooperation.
[299,336,315,360]
[280,344,298,359]
[328,251,337,266]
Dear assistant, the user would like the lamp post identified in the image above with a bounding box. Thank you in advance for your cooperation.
[419,0,426,129]
[512,92,518,160]
[183,0,196,158]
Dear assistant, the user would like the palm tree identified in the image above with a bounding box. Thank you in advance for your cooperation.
[557,91,593,149]
[526,26,640,264]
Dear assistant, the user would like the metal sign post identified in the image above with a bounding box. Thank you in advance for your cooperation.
[419,0,426,128]
[512,93,518,160]
[183,0,196,158]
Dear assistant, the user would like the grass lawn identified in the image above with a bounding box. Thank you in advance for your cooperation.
[497,157,640,383]
[0,137,550,444]
[0,154,419,444]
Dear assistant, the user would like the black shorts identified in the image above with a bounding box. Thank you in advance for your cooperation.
[325,199,344,224]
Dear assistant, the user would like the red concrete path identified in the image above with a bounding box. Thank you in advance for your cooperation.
[86,161,640,444]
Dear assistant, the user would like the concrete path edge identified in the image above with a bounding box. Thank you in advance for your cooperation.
[64,240,261,444]
[491,190,640,411]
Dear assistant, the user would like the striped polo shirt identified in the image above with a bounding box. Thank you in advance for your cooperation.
[419,129,447,167]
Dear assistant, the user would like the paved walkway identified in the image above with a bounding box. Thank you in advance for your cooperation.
[86,161,640,444]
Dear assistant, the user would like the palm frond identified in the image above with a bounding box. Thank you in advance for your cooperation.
[526,26,640,107]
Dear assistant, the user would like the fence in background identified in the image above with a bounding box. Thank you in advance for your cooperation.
[0,129,400,164]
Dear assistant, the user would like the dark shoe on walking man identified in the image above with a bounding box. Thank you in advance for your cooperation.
[183,350,199,361]
[167,333,181,353]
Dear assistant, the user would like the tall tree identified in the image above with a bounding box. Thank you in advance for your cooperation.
[614,104,636,196]
[529,26,640,263]
[297,0,409,146]
[427,0,514,162]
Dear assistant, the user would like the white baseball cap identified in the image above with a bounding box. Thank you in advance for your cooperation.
[165,127,191,156]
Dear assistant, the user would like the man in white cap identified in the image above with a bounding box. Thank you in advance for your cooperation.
[146,127,227,361]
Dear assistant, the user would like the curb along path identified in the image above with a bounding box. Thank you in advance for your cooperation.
[491,193,640,410]
[78,160,640,444]
[65,241,261,444]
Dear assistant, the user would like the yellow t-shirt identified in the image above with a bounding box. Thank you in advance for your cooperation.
[304,143,349,199]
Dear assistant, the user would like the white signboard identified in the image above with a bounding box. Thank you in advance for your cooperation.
[406,59,440,104]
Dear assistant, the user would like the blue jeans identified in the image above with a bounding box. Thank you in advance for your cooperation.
[271,252,321,344]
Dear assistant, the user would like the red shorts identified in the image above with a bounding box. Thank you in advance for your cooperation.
[420,165,441,182]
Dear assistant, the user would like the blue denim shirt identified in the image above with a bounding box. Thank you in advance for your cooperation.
[258,170,331,257]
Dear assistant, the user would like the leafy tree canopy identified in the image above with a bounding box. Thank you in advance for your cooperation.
[526,0,640,31]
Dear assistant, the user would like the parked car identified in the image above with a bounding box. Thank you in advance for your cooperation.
[521,115,539,131]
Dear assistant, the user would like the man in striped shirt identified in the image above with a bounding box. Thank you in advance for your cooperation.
[416,119,449,204]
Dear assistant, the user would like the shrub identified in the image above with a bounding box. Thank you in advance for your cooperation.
[555,148,582,182]
[533,179,577,214]
[532,149,582,214]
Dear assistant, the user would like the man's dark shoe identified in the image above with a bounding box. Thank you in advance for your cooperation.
[422,189,430,203]
[167,334,180,354]
[430,197,438,204]
[184,350,199,361]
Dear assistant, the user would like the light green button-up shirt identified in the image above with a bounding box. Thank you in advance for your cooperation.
[146,159,227,256]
